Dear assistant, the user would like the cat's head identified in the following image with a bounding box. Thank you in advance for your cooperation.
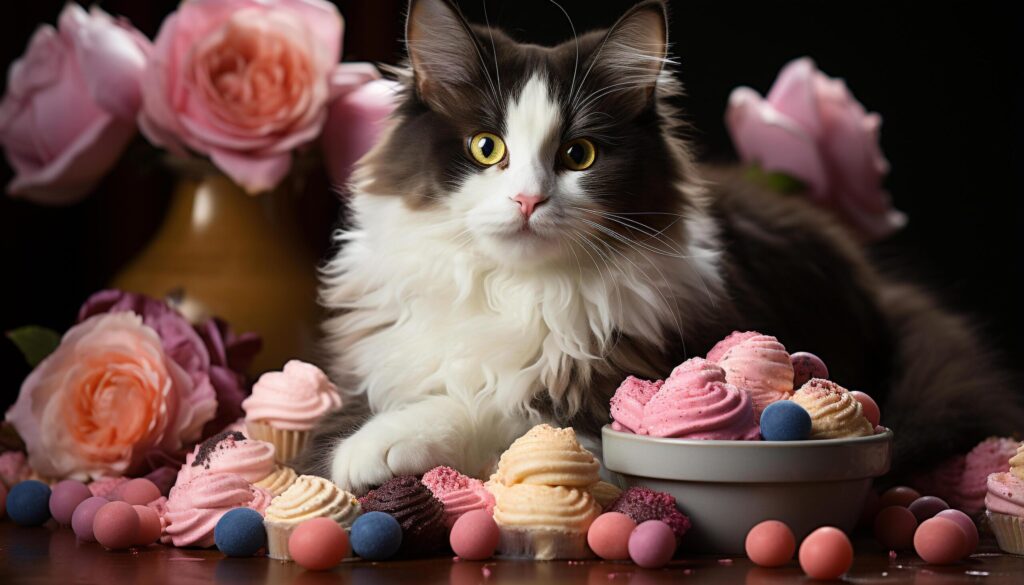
[356,0,694,266]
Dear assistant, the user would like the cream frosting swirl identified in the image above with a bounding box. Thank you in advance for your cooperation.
[265,474,361,529]
[589,481,623,509]
[254,465,298,496]
[710,333,794,419]
[1010,443,1024,481]
[491,484,600,533]
[790,379,873,439]
[492,425,600,487]
[985,472,1024,518]
[163,472,272,547]
[609,376,663,434]
[242,360,342,431]
[642,362,759,440]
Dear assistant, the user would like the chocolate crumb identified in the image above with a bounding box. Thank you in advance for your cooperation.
[191,430,246,467]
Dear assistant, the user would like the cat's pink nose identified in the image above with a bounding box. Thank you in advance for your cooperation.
[512,193,547,219]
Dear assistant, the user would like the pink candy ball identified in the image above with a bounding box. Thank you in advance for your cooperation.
[914,517,967,565]
[879,486,920,509]
[587,512,636,561]
[850,391,880,427]
[49,480,92,526]
[798,527,853,580]
[628,520,676,569]
[745,520,796,567]
[93,501,140,550]
[874,505,918,550]
[119,479,161,506]
[935,509,978,555]
[450,509,500,561]
[289,518,350,571]
[908,496,949,522]
[133,505,162,546]
[71,496,109,542]
[790,352,829,387]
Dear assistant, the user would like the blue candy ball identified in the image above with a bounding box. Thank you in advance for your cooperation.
[7,480,52,526]
[351,511,403,561]
[760,400,812,441]
[214,508,267,557]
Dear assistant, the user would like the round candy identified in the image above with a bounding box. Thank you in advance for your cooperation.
[909,496,949,522]
[935,509,978,555]
[628,520,676,569]
[587,512,636,561]
[850,391,881,427]
[745,520,796,568]
[350,511,403,561]
[914,517,968,564]
[133,505,162,546]
[798,526,853,580]
[215,507,267,557]
[71,496,109,542]
[289,517,350,571]
[49,480,92,526]
[791,352,829,387]
[759,401,812,441]
[93,501,140,550]
[874,505,918,550]
[119,479,161,506]
[451,509,501,561]
[0,483,8,519]
[7,480,52,526]
[879,486,920,508]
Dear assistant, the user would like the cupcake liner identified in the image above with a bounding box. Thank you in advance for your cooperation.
[246,421,309,464]
[264,520,295,561]
[497,525,592,560]
[988,512,1024,556]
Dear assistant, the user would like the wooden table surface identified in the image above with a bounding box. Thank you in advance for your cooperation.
[1,522,1022,584]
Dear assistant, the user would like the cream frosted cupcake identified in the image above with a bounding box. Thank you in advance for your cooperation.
[264,474,361,560]
[254,465,298,497]
[790,379,873,439]
[986,442,1024,555]
[242,360,342,464]
[590,481,623,510]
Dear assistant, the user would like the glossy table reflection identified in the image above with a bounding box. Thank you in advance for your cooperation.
[1,523,1022,584]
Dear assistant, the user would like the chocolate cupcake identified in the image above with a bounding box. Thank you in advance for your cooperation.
[360,476,446,556]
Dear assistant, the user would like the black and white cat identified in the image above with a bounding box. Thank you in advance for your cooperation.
[298,0,1023,493]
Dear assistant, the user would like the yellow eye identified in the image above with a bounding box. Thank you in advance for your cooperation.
[468,132,506,166]
[560,138,596,171]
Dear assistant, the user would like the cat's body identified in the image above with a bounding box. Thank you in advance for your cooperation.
[296,0,1023,493]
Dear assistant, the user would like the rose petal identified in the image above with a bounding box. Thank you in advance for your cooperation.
[322,76,400,188]
[69,7,150,119]
[765,57,823,140]
[209,148,292,194]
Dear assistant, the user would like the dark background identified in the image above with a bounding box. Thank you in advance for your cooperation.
[1,1,1021,413]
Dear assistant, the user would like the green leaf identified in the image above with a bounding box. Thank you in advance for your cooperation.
[743,163,807,194]
[6,326,62,368]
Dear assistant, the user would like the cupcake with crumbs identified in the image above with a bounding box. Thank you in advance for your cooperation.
[242,360,342,464]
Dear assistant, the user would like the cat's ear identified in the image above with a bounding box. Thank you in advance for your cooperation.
[590,0,669,111]
[406,0,483,113]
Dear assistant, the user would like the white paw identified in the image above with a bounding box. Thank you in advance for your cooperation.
[329,418,452,494]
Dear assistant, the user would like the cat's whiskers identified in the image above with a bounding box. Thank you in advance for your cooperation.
[571,206,688,257]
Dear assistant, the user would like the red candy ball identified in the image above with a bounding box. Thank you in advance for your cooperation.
[450,509,501,561]
[289,518,350,571]
[628,520,676,569]
[879,486,920,509]
[908,496,949,522]
[798,527,853,580]
[745,520,796,567]
[133,505,162,546]
[874,505,918,550]
[850,391,880,427]
[935,509,978,556]
[914,517,968,564]
[119,479,161,506]
[93,501,140,550]
[587,512,636,561]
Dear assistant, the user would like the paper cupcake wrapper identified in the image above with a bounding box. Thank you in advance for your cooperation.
[265,521,296,561]
[988,512,1024,556]
[496,525,592,560]
[246,421,309,465]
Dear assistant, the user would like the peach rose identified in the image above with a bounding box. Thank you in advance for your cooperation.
[139,0,345,193]
[5,313,216,481]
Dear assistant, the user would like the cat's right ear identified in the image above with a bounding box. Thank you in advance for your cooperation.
[406,0,482,114]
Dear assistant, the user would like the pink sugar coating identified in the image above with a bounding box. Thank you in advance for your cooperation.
[606,487,691,541]
[609,377,664,434]
[421,466,474,495]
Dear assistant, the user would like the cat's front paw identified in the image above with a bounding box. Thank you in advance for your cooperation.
[329,422,451,494]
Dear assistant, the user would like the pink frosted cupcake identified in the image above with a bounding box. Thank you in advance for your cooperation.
[985,442,1024,555]
[609,377,663,434]
[421,466,496,528]
[162,472,272,548]
[960,437,1021,516]
[642,358,759,440]
[174,431,277,487]
[911,454,967,507]
[707,331,794,420]
[242,360,342,464]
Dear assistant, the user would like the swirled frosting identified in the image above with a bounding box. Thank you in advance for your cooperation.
[174,431,276,487]
[492,425,601,487]
[708,332,794,419]
[491,484,600,533]
[961,437,1021,515]
[1011,443,1024,481]
[985,472,1024,518]
[421,466,495,528]
[790,379,873,439]
[609,377,663,434]
[589,481,623,509]
[163,472,272,547]
[360,476,446,556]
[264,474,361,529]
[242,360,342,431]
[254,465,298,496]
[642,359,759,440]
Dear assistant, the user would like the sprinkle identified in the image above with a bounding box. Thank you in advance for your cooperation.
[482,567,492,578]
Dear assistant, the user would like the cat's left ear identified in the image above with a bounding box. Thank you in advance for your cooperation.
[591,1,669,111]
[405,0,484,114]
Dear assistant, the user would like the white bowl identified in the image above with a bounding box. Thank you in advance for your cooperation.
[602,425,893,554]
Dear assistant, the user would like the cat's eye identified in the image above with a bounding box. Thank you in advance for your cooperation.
[560,138,597,171]
[468,132,506,166]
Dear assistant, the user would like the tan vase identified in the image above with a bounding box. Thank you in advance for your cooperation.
[111,171,320,374]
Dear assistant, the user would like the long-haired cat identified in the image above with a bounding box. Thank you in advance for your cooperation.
[297,0,1023,493]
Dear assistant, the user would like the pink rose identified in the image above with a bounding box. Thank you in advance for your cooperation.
[0,4,149,204]
[5,313,217,481]
[139,0,345,193]
[726,57,906,240]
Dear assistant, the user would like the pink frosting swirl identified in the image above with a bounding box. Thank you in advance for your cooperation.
[162,472,271,547]
[642,359,759,440]
[609,377,663,434]
[706,331,760,363]
[707,332,794,420]
[960,437,1020,515]
[985,472,1024,518]
[421,466,496,528]
[242,360,342,431]
[174,431,276,487]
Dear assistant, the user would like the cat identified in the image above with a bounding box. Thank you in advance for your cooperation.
[296,0,1024,493]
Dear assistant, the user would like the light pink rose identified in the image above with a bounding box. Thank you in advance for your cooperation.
[726,57,906,240]
[0,4,149,204]
[5,312,217,481]
[139,0,345,193]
